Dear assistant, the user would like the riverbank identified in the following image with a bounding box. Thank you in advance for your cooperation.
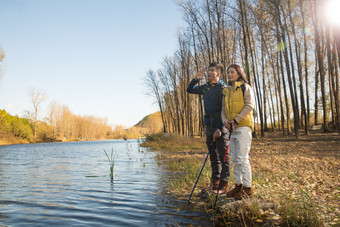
[0,131,135,146]
[0,131,30,145]
[0,132,80,146]
[142,132,340,226]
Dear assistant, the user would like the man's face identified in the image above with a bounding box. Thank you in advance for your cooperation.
[207,66,220,83]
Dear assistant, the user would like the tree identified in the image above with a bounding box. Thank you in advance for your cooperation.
[144,0,339,138]
[144,69,167,133]
[46,100,62,139]
[313,0,329,132]
[28,87,48,138]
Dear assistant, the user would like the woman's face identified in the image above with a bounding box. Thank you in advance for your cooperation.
[227,67,239,83]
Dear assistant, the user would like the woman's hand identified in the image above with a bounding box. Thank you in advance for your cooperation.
[224,120,236,131]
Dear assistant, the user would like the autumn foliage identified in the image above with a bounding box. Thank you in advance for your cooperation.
[0,109,163,144]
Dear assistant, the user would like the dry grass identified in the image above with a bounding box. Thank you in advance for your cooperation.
[143,131,340,226]
[141,132,206,152]
[0,131,30,145]
[251,132,340,226]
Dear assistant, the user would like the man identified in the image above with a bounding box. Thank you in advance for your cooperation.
[186,62,230,194]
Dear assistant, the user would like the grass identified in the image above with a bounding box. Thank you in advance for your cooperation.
[279,174,323,226]
[142,132,340,226]
[166,157,211,193]
[141,132,206,152]
[0,131,30,145]
[103,148,115,181]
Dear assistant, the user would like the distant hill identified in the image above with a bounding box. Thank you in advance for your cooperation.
[133,112,163,134]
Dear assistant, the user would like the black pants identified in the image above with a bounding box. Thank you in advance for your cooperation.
[206,127,230,182]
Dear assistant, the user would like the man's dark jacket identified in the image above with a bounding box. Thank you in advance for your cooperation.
[186,78,226,130]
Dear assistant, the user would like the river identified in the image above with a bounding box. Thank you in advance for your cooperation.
[0,139,211,226]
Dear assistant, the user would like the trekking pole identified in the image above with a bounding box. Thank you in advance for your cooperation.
[188,142,214,203]
[214,127,232,209]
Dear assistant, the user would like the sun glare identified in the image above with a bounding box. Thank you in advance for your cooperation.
[325,0,340,27]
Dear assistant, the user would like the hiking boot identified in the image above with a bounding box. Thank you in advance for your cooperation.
[226,184,242,197]
[212,180,228,195]
[206,177,220,191]
[233,186,252,200]
[211,177,220,190]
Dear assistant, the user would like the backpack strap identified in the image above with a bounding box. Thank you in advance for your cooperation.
[241,83,246,96]
[235,82,247,96]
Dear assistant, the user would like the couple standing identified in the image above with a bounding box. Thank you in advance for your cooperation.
[186,62,255,200]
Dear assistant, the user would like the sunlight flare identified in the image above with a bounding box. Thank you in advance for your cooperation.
[325,0,340,27]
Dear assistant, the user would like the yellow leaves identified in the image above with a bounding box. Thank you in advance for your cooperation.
[333,189,340,197]
[254,218,263,223]
[271,215,280,221]
[250,133,340,226]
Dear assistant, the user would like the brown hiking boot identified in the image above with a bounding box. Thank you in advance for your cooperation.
[226,184,242,197]
[212,177,220,190]
[207,177,220,191]
[233,186,252,200]
[212,180,228,194]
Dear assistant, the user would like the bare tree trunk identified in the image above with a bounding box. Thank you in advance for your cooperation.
[276,51,286,135]
[315,61,319,125]
[239,0,251,83]
[326,25,336,129]
[250,37,264,137]
[313,0,329,132]
[299,0,310,134]
[288,0,307,134]
[243,1,263,137]
[277,43,290,135]
[268,76,276,131]
[274,1,299,138]
[189,21,205,137]
[333,30,340,134]
[262,38,268,132]
[283,1,300,130]
[271,59,281,131]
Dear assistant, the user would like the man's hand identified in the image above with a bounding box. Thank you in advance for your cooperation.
[195,68,205,81]
[213,129,222,142]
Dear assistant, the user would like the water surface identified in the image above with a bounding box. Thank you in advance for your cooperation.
[0,140,210,226]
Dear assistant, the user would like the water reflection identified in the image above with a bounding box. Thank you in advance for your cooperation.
[0,140,210,226]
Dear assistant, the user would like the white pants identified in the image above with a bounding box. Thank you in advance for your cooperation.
[229,126,252,187]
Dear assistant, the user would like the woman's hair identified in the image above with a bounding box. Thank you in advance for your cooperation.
[227,64,248,84]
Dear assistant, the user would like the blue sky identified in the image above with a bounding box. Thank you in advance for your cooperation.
[0,0,184,128]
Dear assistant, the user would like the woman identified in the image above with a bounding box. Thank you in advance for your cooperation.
[221,64,255,199]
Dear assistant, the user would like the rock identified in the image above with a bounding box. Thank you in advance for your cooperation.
[200,189,277,211]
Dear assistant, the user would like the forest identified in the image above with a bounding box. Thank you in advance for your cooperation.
[0,87,162,143]
[144,0,340,139]
[0,107,145,143]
